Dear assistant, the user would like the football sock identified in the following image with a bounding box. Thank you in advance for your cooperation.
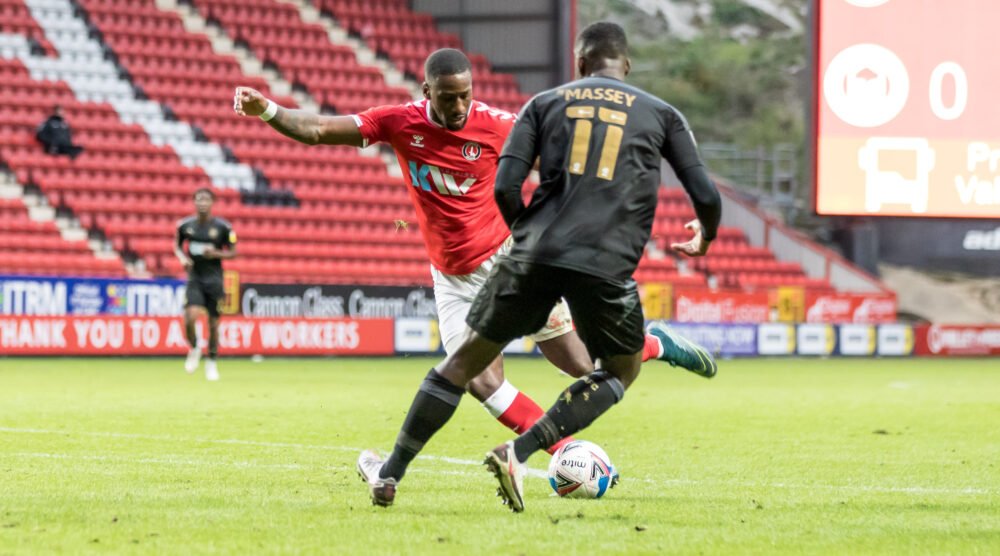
[185,320,197,348]
[380,369,464,481]
[484,381,573,455]
[642,334,663,362]
[512,370,625,463]
[208,326,219,359]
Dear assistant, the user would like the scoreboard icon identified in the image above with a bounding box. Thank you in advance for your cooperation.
[857,137,935,214]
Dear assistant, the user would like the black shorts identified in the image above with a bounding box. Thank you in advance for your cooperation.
[466,258,645,361]
[185,280,224,318]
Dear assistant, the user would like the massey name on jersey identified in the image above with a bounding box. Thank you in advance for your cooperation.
[557,86,637,107]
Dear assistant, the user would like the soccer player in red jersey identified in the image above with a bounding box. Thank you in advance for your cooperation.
[234,49,715,501]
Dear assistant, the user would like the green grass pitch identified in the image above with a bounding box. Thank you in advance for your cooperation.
[1,356,997,555]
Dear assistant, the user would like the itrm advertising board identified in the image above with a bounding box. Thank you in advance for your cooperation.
[0,275,186,316]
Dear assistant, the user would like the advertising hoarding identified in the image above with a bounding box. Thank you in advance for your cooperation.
[0,316,394,355]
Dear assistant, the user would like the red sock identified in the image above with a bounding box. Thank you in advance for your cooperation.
[642,333,662,362]
[497,392,574,455]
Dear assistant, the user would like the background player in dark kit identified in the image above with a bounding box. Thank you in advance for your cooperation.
[174,188,237,381]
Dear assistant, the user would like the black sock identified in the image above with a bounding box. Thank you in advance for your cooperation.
[380,369,465,481]
[513,370,625,463]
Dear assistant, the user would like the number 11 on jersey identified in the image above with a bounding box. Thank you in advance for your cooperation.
[566,106,628,181]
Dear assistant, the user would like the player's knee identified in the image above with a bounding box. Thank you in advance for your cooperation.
[600,353,642,390]
[184,307,199,323]
[558,352,594,378]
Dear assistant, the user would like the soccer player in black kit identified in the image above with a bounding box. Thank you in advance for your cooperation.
[174,188,237,381]
[356,22,722,511]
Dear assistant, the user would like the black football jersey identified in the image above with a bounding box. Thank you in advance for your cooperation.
[500,76,706,281]
[175,216,236,282]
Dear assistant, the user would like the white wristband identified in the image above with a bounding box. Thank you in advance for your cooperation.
[259,100,278,122]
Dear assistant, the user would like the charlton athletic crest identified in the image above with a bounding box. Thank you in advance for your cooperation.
[461,142,482,161]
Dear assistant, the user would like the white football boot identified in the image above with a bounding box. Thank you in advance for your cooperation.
[184,348,201,374]
[485,441,526,512]
[356,449,397,507]
[204,359,219,381]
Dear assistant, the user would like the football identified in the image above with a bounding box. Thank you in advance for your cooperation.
[547,440,617,499]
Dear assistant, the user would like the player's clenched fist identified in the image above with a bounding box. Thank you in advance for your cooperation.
[233,87,268,117]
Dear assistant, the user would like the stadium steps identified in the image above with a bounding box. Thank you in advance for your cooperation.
[276,0,414,93]
[0,52,209,277]
[21,0,257,190]
[0,167,127,276]
[66,0,432,283]
[267,0,415,176]
[189,0,412,114]
[153,0,320,113]
[312,0,529,113]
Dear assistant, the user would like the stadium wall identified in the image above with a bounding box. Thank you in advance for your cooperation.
[6,314,997,357]
[3,274,991,357]
[411,0,569,93]
[875,219,1000,276]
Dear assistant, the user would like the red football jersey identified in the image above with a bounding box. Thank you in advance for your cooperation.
[354,99,516,275]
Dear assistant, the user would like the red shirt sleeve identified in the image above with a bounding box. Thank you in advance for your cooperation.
[354,104,400,147]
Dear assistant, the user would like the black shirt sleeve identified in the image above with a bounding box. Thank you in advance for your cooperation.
[219,221,235,249]
[175,222,186,249]
[660,108,721,241]
[495,99,541,227]
[660,109,703,172]
[499,99,540,165]
[494,157,533,228]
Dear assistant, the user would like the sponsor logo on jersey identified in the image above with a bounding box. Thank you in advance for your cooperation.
[461,141,482,161]
[407,161,475,196]
[411,134,425,148]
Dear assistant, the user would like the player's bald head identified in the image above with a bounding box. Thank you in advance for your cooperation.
[424,48,472,83]
[575,22,630,78]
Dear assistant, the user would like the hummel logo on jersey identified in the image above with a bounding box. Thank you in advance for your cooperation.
[408,161,475,196]
[461,142,482,161]
[411,135,425,148]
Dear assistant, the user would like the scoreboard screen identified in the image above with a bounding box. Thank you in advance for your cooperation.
[814,0,1000,218]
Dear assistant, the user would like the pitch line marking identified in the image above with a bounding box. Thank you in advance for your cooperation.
[0,427,993,495]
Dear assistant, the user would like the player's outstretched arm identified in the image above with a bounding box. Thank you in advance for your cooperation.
[233,87,364,147]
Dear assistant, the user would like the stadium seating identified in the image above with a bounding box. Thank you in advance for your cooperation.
[20,0,429,284]
[0,197,125,276]
[0,0,55,55]
[191,0,412,115]
[313,0,530,112]
[0,0,832,292]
